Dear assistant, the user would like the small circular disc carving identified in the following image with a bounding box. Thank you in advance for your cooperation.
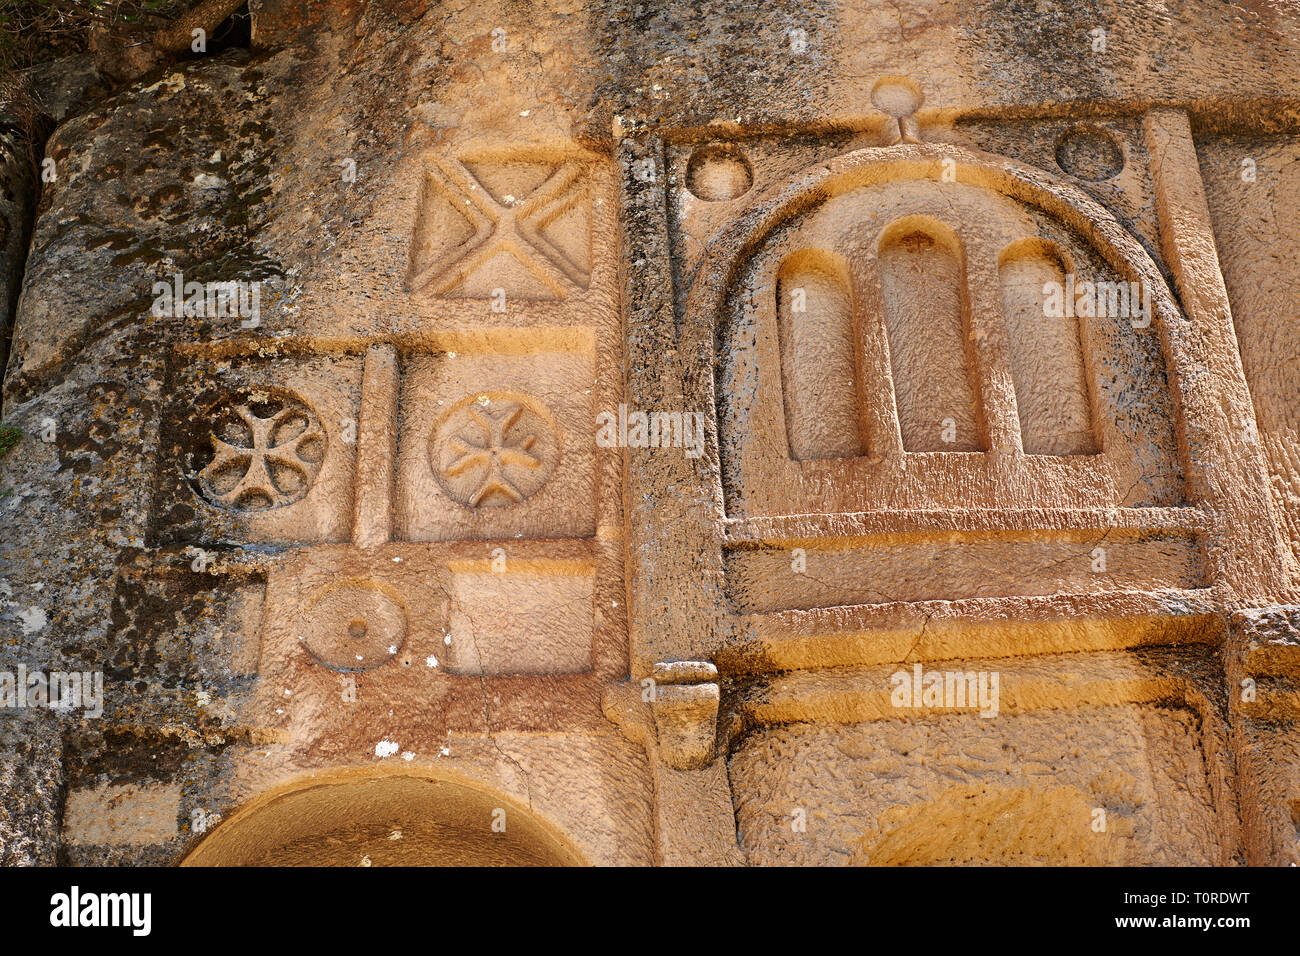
[301,582,407,672]
[430,391,559,508]
[870,76,924,118]
[1055,125,1124,181]
[196,390,326,512]
[685,144,753,202]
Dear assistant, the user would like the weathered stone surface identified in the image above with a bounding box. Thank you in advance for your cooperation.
[0,711,62,866]
[1,0,1299,867]
[21,57,107,125]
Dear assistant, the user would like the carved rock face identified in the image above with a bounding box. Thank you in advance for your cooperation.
[4,1,1300,871]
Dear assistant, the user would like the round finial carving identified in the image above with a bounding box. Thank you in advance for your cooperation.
[686,144,753,202]
[871,77,925,144]
[1055,125,1124,181]
[196,390,326,512]
[301,581,407,672]
[870,76,924,118]
[430,392,559,507]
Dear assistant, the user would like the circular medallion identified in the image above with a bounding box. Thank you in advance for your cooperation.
[300,581,407,672]
[686,144,753,202]
[1055,125,1124,182]
[197,391,326,512]
[429,391,559,507]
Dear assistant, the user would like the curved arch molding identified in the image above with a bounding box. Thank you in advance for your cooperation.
[183,765,589,866]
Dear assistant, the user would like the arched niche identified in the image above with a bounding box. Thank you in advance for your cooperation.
[775,248,863,460]
[997,237,1099,456]
[875,216,983,452]
[695,142,1186,519]
[182,767,587,866]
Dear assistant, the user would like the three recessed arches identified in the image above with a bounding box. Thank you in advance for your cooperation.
[775,221,1098,462]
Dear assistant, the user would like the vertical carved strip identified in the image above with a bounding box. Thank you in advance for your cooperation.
[352,344,398,548]
[963,249,1021,458]
[622,135,734,671]
[854,248,905,460]
[1143,108,1288,599]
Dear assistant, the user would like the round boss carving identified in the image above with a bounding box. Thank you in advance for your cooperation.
[300,581,407,672]
[685,144,753,202]
[1055,125,1124,182]
[870,76,924,118]
[196,391,326,512]
[429,391,559,507]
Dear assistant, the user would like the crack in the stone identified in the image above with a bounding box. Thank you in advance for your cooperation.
[902,610,933,664]
[454,591,535,812]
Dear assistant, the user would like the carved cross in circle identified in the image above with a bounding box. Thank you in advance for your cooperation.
[198,395,325,511]
[431,393,559,508]
[444,403,540,505]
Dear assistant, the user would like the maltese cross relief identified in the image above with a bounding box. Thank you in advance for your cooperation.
[430,393,560,507]
[196,392,326,512]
